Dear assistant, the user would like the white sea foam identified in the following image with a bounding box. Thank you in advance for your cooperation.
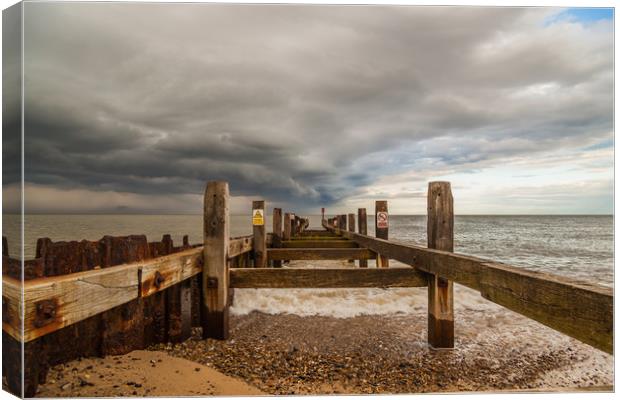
[230,287,428,318]
[230,284,501,318]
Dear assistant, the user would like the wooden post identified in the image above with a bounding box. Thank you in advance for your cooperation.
[427,181,454,349]
[283,212,292,241]
[293,216,299,235]
[338,214,346,231]
[348,213,355,233]
[375,201,389,268]
[321,207,325,222]
[290,213,296,237]
[357,208,368,268]
[272,208,282,268]
[203,181,230,340]
[347,213,355,263]
[252,200,266,267]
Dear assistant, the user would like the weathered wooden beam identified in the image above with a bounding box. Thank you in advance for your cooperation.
[291,213,298,236]
[281,240,358,248]
[2,247,202,343]
[358,208,368,268]
[291,236,348,241]
[348,214,355,232]
[203,181,230,340]
[427,181,454,349]
[228,235,253,258]
[283,212,292,241]
[230,267,428,288]
[322,224,613,354]
[339,215,347,230]
[347,213,356,263]
[296,230,337,237]
[252,200,266,268]
[267,248,376,261]
[375,200,389,268]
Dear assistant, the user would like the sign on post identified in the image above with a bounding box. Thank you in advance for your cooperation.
[377,211,389,229]
[252,209,264,226]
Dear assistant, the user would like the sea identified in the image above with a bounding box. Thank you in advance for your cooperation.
[3,214,613,288]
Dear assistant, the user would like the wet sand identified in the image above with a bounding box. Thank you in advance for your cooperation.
[35,350,264,397]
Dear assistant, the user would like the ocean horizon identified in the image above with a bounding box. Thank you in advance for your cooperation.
[3,214,612,288]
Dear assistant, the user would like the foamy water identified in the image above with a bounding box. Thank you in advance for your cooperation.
[231,287,427,318]
[229,260,503,318]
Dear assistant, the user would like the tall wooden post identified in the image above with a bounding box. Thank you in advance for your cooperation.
[348,213,355,233]
[339,214,347,231]
[203,181,230,340]
[283,212,292,241]
[321,207,325,222]
[252,200,266,267]
[375,201,389,268]
[357,208,368,268]
[427,181,454,349]
[272,208,282,268]
[347,213,356,263]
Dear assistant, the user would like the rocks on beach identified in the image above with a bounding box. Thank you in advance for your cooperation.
[149,306,611,395]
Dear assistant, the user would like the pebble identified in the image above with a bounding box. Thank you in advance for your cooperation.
[145,314,608,395]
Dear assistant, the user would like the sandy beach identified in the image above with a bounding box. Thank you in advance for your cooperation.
[32,260,613,396]
[34,350,264,397]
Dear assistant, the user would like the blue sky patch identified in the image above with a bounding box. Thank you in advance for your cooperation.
[545,7,613,26]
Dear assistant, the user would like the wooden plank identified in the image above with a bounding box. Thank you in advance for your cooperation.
[338,215,347,230]
[427,181,454,349]
[252,200,266,267]
[267,248,376,261]
[375,200,389,267]
[203,181,230,339]
[140,247,202,297]
[358,208,368,268]
[228,235,253,258]
[297,230,336,237]
[347,213,356,263]
[348,214,356,232]
[100,235,150,356]
[2,247,202,343]
[230,267,428,288]
[322,224,613,354]
[281,240,358,248]
[2,277,22,342]
[283,213,292,241]
[292,236,348,241]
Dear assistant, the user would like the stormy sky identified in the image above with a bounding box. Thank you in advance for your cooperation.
[9,3,614,214]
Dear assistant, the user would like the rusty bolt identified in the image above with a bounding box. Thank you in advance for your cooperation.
[154,271,165,289]
[207,277,218,289]
[34,299,57,328]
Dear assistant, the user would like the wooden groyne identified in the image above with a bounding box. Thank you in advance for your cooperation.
[2,181,613,397]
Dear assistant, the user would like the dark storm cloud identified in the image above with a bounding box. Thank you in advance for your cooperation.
[20,3,613,212]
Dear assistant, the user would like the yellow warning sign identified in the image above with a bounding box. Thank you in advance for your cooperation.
[252,209,264,226]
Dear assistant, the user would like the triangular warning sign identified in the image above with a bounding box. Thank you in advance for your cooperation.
[252,209,264,225]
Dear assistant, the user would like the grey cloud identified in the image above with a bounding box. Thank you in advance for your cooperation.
[19,3,613,212]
